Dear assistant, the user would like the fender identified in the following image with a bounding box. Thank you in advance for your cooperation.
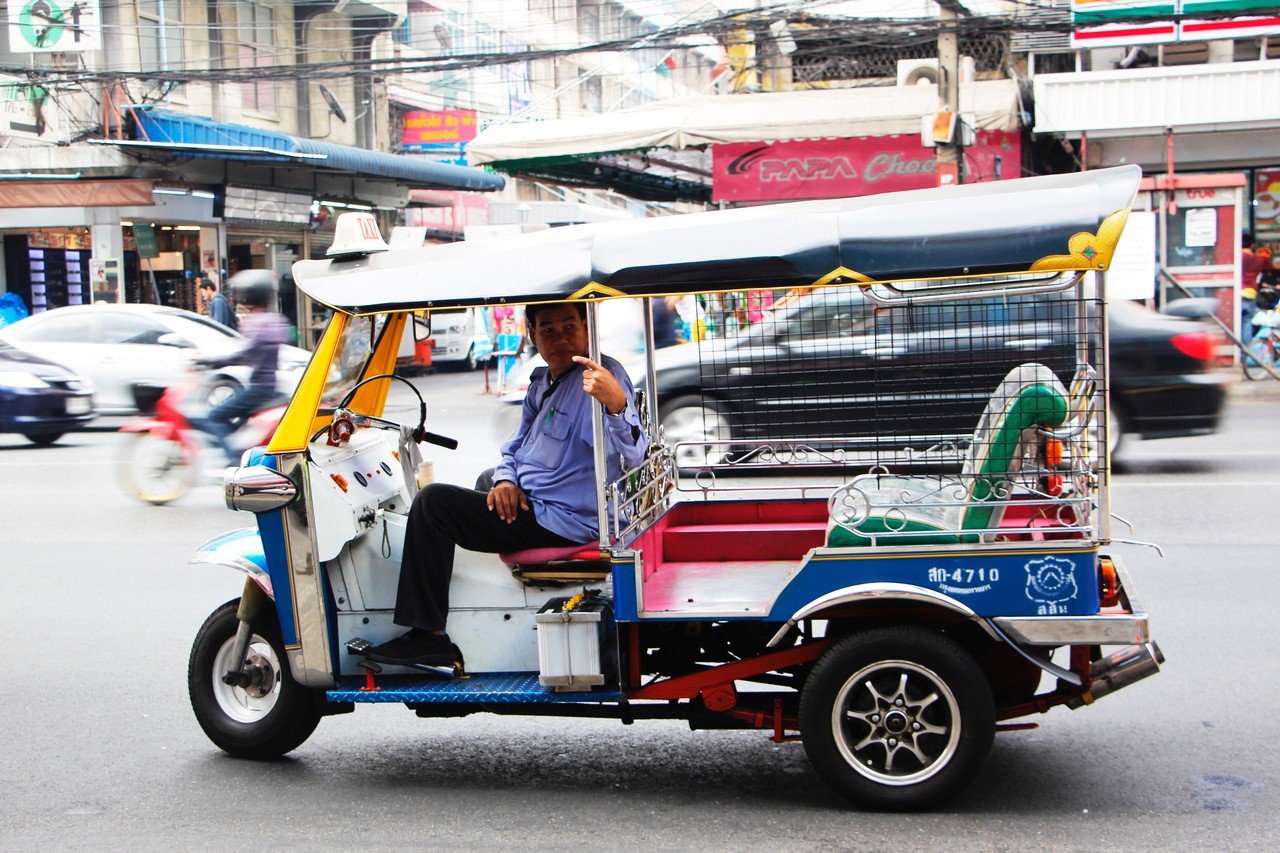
[188,526,273,598]
[765,581,998,647]
[118,418,182,440]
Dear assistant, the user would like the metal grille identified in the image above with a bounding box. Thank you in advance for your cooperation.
[655,275,1105,473]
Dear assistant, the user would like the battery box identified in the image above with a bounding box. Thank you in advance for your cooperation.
[535,595,614,691]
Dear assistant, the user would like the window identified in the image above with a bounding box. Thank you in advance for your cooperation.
[236,1,277,114]
[101,313,170,345]
[577,0,600,42]
[14,314,95,343]
[137,0,183,72]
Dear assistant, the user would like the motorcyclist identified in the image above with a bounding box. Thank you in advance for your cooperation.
[189,270,288,464]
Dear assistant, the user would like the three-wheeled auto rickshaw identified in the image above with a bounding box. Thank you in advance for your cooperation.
[187,166,1161,810]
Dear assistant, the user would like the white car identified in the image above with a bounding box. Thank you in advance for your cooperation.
[0,304,311,414]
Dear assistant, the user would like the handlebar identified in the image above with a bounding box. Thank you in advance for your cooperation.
[419,430,459,450]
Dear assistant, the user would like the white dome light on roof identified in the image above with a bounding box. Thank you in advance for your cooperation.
[327,212,390,259]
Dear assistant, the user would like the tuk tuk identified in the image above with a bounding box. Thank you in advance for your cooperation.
[188,165,1161,810]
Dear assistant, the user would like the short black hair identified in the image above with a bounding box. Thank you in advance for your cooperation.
[198,279,216,291]
[525,301,586,328]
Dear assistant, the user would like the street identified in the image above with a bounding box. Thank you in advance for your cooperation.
[1,368,1278,850]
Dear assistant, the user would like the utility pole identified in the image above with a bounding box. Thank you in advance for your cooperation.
[934,1,971,186]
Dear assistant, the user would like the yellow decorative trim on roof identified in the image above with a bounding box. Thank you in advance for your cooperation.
[1031,208,1131,273]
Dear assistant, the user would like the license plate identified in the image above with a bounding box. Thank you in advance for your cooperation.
[66,397,91,415]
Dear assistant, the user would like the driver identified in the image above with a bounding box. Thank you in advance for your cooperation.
[367,302,648,666]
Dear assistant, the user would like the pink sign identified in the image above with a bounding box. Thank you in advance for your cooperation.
[401,109,478,148]
[712,132,1022,203]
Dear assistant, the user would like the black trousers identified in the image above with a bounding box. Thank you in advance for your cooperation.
[394,483,579,632]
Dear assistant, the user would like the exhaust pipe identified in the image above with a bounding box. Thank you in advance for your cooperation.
[1067,642,1164,709]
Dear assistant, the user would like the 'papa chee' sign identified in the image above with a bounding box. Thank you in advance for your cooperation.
[712,131,1021,203]
[401,109,478,149]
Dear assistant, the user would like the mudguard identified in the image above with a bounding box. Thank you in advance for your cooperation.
[188,526,273,598]
[118,418,182,440]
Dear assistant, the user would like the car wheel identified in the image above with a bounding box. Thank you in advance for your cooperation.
[189,599,322,759]
[23,432,63,447]
[799,626,995,811]
[205,378,241,408]
[659,395,731,468]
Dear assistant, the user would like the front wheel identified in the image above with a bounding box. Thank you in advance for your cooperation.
[23,431,63,447]
[799,626,995,810]
[1243,336,1276,381]
[189,599,322,759]
[117,431,196,505]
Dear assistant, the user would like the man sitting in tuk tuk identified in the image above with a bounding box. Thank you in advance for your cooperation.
[369,302,648,666]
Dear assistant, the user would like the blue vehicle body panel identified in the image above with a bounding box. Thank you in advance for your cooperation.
[767,548,1100,621]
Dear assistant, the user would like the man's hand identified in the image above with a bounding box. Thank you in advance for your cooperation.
[572,356,627,415]
[487,480,528,524]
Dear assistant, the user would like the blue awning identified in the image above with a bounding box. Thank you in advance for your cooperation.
[123,106,504,192]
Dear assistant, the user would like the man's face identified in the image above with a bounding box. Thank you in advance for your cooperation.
[530,303,588,377]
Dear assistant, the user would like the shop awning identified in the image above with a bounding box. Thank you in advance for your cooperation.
[467,80,1021,201]
[112,106,504,193]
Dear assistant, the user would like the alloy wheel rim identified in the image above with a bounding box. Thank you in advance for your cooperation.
[662,405,729,467]
[831,660,962,786]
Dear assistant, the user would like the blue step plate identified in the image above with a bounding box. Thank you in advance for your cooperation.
[327,671,622,704]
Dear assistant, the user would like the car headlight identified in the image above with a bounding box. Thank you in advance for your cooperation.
[0,371,50,390]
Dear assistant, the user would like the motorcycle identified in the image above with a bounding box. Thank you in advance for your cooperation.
[117,375,286,505]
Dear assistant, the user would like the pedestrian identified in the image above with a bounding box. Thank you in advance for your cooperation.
[199,274,236,330]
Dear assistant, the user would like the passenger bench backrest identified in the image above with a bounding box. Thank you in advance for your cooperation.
[960,362,1070,533]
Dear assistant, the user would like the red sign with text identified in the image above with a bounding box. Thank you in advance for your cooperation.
[401,109,478,149]
[711,132,1021,203]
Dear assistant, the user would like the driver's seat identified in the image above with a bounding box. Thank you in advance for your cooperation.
[498,543,610,585]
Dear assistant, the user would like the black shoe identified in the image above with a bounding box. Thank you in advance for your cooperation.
[365,629,457,666]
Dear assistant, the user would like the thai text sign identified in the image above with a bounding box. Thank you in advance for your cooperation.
[401,109,478,149]
[711,132,1021,203]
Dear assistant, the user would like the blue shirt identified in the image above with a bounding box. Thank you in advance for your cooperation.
[493,355,647,543]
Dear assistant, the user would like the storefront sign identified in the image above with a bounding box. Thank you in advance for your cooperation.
[1070,0,1280,47]
[401,109,478,150]
[90,258,120,304]
[7,0,102,53]
[711,132,1021,203]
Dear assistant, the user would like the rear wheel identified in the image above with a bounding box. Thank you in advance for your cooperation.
[799,626,995,810]
[189,599,322,759]
[23,432,63,447]
[659,395,731,468]
[1243,336,1276,381]
[204,377,241,408]
[117,431,196,505]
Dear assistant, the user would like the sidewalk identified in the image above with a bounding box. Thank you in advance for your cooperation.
[1224,370,1280,402]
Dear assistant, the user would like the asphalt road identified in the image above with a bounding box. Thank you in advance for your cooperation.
[1,370,1278,850]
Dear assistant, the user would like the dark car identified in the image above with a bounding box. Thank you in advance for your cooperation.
[651,286,1225,462]
[0,339,96,445]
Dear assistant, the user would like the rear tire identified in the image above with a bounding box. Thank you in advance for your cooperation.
[205,377,241,408]
[799,626,995,810]
[117,431,196,505]
[659,395,732,468]
[23,432,63,446]
[189,599,322,759]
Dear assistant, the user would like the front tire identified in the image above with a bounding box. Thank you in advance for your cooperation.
[23,431,63,446]
[204,377,241,408]
[189,599,322,759]
[117,431,195,505]
[799,626,995,810]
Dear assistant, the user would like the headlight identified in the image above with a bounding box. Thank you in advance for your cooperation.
[0,371,50,389]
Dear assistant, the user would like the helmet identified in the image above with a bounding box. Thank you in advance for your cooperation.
[228,269,277,308]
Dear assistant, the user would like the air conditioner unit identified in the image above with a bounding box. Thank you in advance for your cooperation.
[897,56,976,87]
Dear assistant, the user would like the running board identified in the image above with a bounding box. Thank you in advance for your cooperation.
[326,671,622,704]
